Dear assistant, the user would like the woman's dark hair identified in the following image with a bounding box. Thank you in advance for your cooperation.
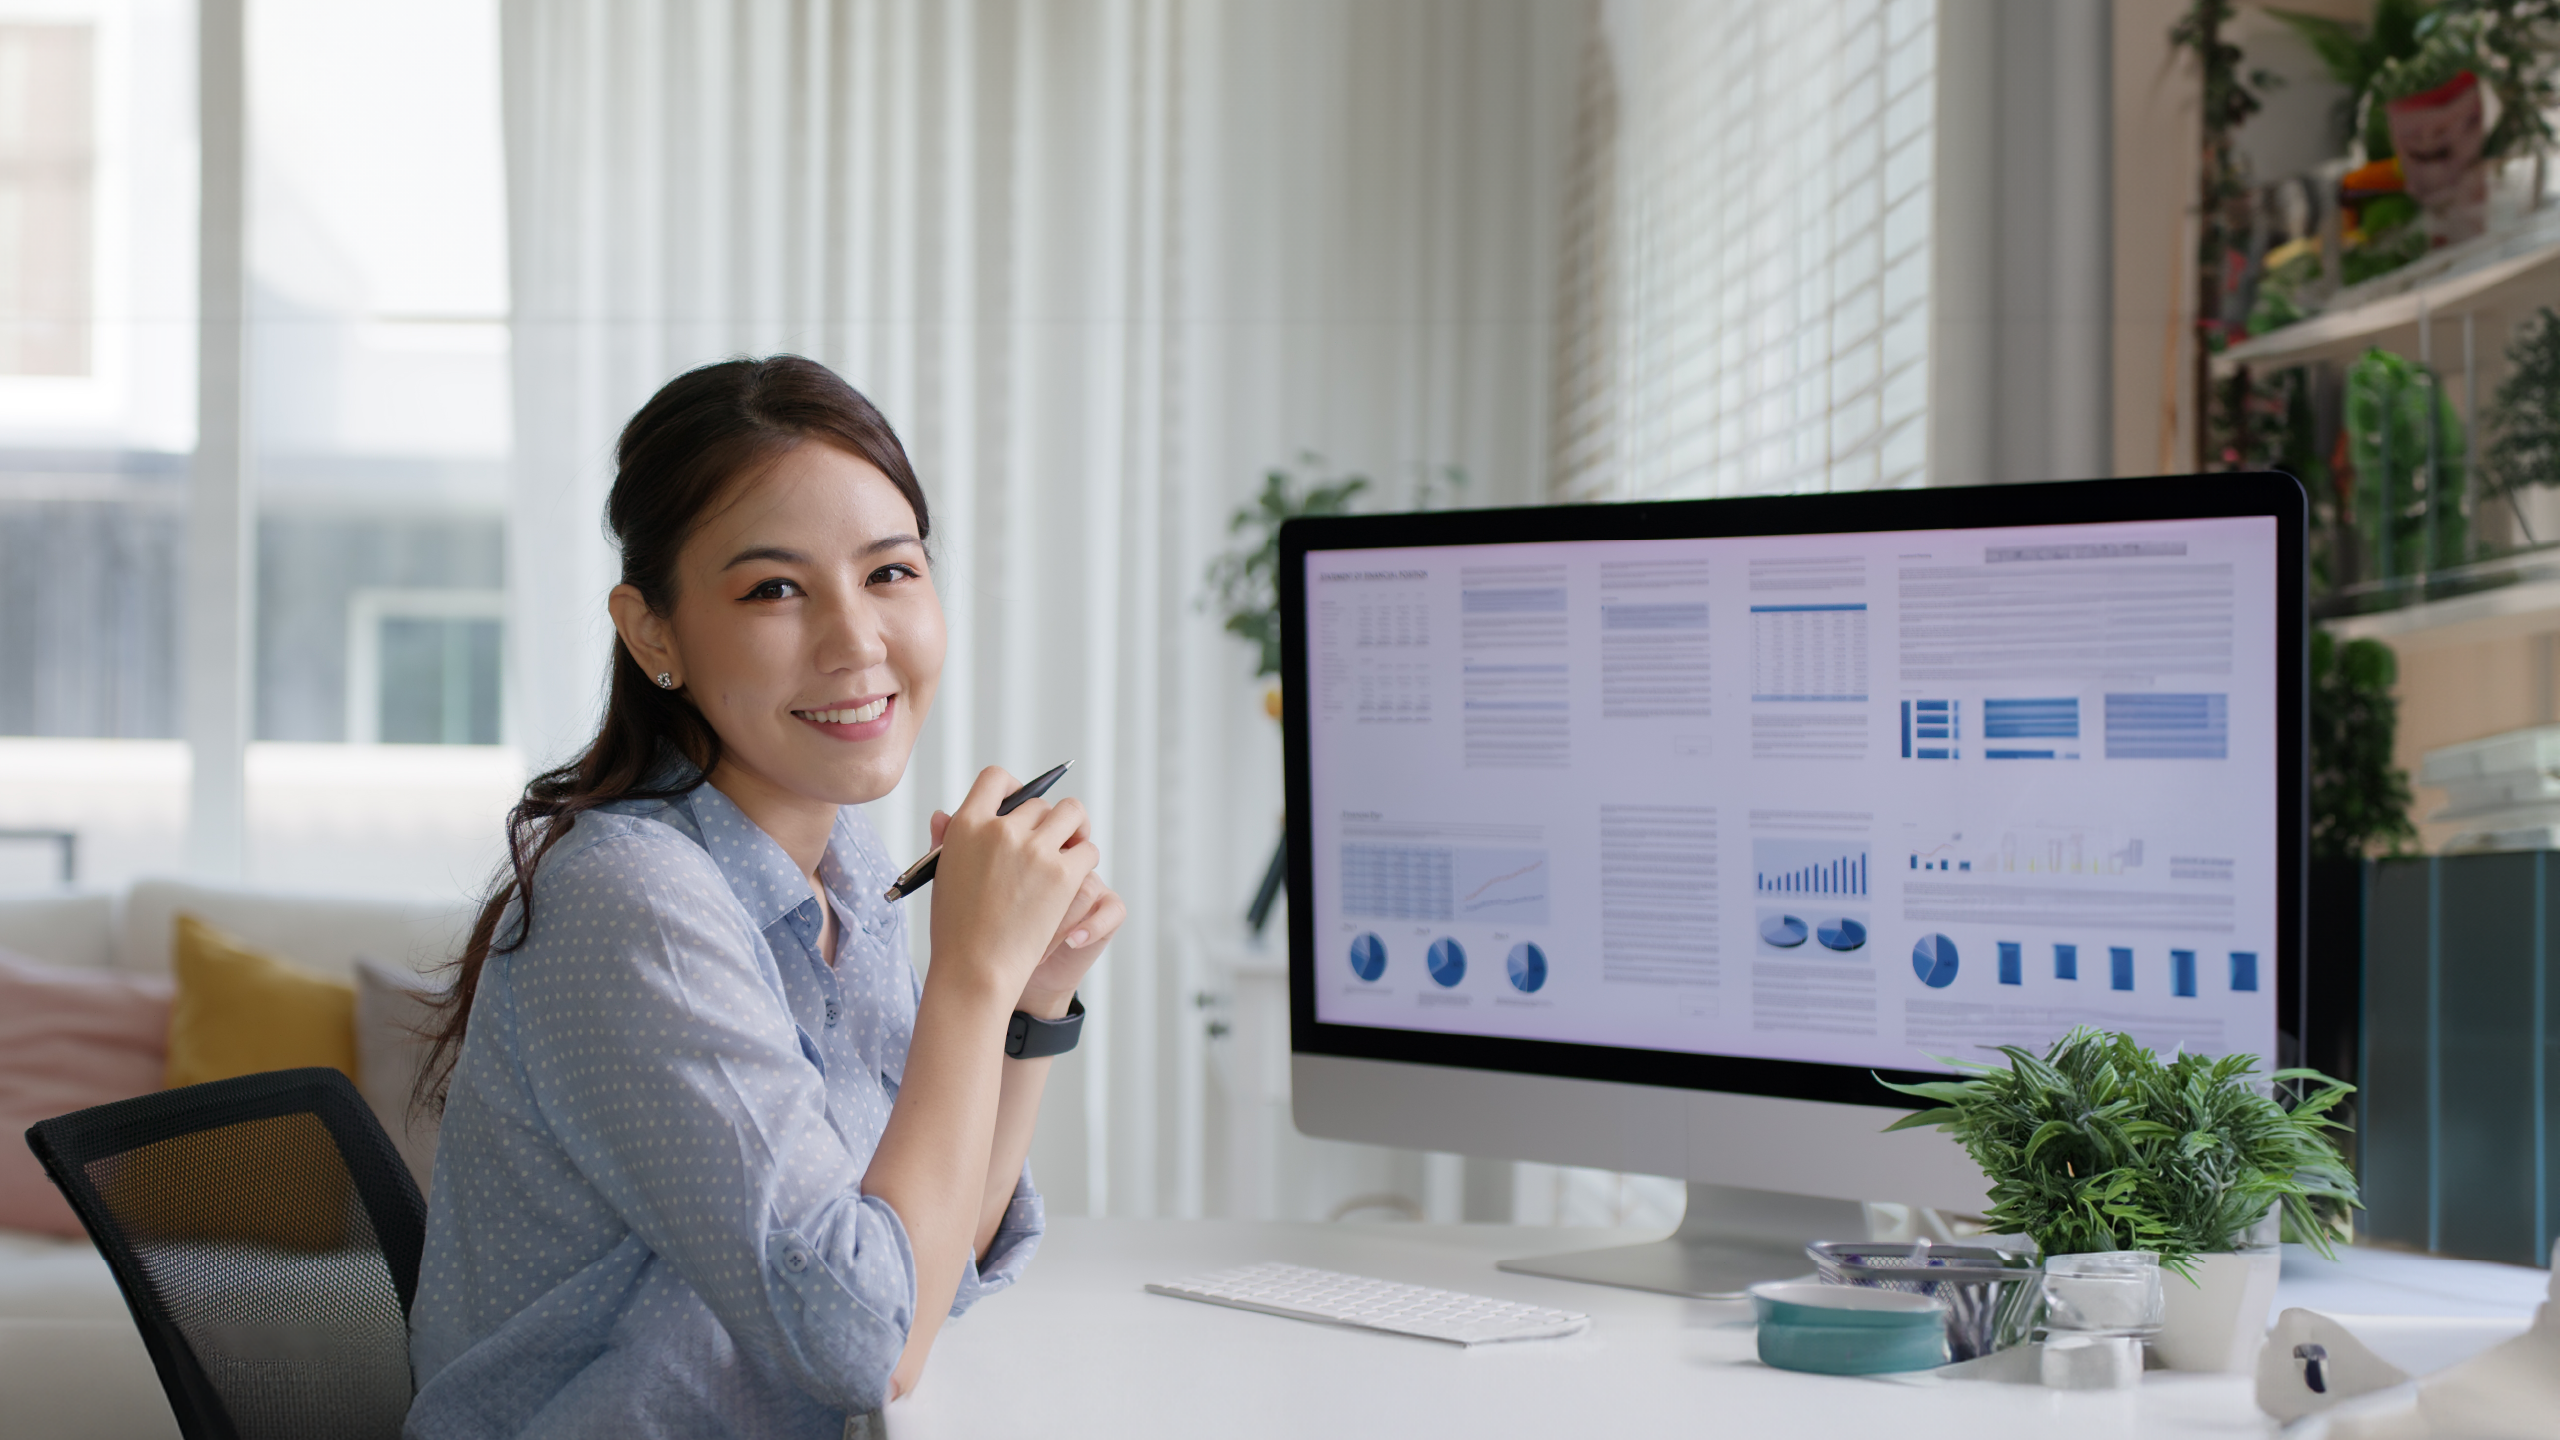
[415,355,931,1113]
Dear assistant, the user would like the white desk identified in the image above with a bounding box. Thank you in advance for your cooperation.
[887,1220,2549,1440]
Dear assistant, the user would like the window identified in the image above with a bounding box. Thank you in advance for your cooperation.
[1554,0,1935,501]
[345,589,503,745]
[0,23,92,376]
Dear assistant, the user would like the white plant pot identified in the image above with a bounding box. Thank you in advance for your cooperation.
[2152,1248,2283,1373]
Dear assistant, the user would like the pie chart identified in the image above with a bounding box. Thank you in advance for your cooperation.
[1911,934,1959,988]
[1760,914,1809,948]
[1506,942,1547,993]
[1817,918,1867,952]
[1348,933,1387,982]
[1427,937,1467,988]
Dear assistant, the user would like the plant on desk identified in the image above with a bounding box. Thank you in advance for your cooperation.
[1879,1028,2362,1372]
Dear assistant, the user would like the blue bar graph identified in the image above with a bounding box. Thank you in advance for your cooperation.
[2105,693,2229,759]
[2230,951,2258,992]
[1984,697,2078,738]
[2055,943,2077,980]
[1753,841,1868,896]
[2109,946,2134,991]
[1997,942,2022,986]
[2171,949,2198,998]
[1905,699,1958,760]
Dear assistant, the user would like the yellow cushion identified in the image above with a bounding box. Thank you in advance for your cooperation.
[164,913,358,1090]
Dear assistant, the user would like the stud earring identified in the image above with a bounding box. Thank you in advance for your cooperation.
[655,672,676,689]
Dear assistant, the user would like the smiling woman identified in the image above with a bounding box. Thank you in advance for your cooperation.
[404,356,1123,1436]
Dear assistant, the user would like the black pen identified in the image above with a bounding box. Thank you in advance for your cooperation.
[882,761,1074,902]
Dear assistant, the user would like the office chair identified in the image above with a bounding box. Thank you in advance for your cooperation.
[25,1066,427,1440]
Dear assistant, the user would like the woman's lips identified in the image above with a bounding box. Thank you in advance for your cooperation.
[793,694,895,741]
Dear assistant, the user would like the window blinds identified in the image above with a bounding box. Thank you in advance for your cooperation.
[1553,0,1936,502]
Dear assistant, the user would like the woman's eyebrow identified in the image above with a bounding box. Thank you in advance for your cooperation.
[721,544,810,571]
[721,534,921,571]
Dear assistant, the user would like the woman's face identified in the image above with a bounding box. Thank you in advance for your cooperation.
[636,441,943,810]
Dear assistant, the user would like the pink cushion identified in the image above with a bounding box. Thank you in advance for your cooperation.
[0,948,172,1237]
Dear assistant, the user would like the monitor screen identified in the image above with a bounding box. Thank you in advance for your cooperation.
[1282,476,2303,1106]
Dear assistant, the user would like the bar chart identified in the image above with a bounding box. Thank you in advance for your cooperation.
[1753,839,1869,896]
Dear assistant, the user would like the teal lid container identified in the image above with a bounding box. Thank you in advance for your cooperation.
[1748,1281,1950,1375]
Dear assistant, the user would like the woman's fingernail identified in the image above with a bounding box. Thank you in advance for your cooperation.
[1067,929,1090,948]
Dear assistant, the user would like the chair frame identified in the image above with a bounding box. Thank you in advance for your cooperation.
[24,1066,428,1440]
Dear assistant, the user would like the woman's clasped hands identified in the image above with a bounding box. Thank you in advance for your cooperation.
[925,766,1127,1020]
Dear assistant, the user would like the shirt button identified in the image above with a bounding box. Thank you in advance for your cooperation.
[824,1000,840,1026]
[784,1248,811,1273]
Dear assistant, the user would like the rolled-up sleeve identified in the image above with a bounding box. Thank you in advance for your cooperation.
[510,834,913,1416]
[950,1168,1043,1316]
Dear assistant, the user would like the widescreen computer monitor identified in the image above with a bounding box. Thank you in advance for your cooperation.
[1280,474,2305,1296]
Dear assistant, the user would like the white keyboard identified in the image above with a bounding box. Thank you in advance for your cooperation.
[1145,1261,1590,1346]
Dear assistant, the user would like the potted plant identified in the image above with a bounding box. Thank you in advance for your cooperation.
[1879,1028,2361,1372]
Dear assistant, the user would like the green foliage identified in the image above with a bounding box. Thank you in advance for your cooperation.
[2447,0,2560,160]
[2312,630,2419,861]
[2371,11,2487,103]
[1879,1029,2361,1274]
[1202,458,1369,679]
[2269,0,2441,158]
[2346,347,2469,574]
[2485,307,2560,510]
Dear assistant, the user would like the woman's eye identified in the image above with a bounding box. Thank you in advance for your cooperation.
[743,578,803,601]
[867,562,921,586]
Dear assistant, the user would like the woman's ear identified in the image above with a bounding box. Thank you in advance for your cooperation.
[608,583,681,685]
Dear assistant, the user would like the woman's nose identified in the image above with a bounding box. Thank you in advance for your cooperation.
[816,591,890,672]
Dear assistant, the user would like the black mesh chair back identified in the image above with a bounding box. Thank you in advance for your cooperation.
[25,1066,428,1440]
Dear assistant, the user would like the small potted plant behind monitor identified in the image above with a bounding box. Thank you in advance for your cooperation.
[1879,1028,2360,1372]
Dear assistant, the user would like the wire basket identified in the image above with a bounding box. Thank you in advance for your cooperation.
[1806,1240,2043,1362]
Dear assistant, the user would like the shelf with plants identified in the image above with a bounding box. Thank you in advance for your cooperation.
[2174,0,2560,621]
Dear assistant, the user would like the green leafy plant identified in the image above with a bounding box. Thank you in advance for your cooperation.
[2312,629,2419,861]
[1203,457,1369,679]
[2270,0,2441,159]
[2370,9,2487,103]
[2453,0,2560,168]
[1879,1028,2360,1276]
[2485,307,2560,520]
[2347,347,2470,575]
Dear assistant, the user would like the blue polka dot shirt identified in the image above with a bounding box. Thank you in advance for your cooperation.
[406,780,1042,1438]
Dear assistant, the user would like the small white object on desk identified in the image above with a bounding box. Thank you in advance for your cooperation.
[1146,1261,1589,1345]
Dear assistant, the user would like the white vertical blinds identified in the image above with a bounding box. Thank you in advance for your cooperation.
[1553,0,1937,502]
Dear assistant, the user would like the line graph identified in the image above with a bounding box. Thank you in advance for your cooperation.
[1454,848,1549,924]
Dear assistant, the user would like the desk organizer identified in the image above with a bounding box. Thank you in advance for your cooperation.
[1807,1240,2043,1361]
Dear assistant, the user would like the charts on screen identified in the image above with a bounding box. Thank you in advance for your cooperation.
[1753,839,1869,896]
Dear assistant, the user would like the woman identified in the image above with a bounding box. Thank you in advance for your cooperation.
[406,356,1121,1438]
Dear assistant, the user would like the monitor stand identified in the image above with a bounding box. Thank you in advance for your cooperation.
[1497,1181,1871,1300]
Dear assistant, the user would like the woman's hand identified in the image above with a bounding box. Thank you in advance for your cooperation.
[924,767,1098,1001]
[927,806,1123,1019]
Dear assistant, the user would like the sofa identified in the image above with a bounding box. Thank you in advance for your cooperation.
[0,880,471,1440]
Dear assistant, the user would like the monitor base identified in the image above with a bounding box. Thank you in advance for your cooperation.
[1497,1181,1871,1300]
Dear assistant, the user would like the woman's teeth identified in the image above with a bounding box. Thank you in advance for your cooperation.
[800,699,888,725]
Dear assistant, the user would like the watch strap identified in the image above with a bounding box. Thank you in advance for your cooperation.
[1005,994,1084,1058]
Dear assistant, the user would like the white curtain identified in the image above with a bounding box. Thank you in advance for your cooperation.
[1552,0,1938,502]
[500,0,1577,1218]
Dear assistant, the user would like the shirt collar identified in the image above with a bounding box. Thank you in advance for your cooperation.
[683,782,826,932]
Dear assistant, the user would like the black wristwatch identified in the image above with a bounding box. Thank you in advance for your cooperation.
[1005,994,1084,1058]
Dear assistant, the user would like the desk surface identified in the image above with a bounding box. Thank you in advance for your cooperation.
[886,1219,2549,1440]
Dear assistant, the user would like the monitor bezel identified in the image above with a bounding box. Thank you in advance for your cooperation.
[1279,472,2309,1107]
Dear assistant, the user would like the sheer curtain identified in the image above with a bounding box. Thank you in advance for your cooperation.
[499,0,1576,1218]
[1551,0,1938,502]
